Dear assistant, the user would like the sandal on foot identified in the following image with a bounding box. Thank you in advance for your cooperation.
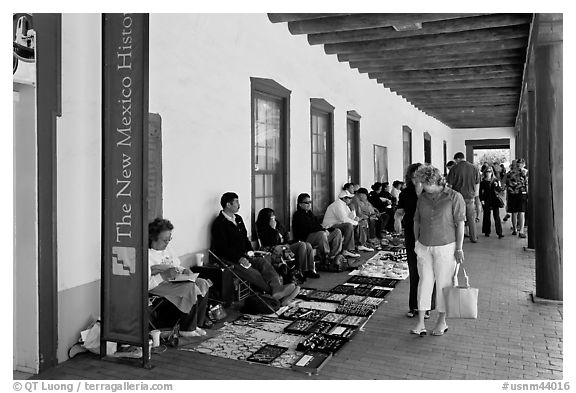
[410,327,427,336]
[432,326,449,336]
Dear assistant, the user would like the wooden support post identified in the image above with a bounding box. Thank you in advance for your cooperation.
[532,14,562,301]
[526,84,536,250]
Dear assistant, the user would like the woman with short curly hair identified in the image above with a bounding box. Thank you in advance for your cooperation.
[148,218,212,337]
[411,165,466,336]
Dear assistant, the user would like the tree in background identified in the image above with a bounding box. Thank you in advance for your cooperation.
[473,149,510,166]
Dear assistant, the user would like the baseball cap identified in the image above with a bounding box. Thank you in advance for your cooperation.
[338,190,354,199]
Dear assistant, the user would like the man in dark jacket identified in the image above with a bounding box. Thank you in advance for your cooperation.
[210,192,297,301]
[292,193,343,263]
[446,152,481,243]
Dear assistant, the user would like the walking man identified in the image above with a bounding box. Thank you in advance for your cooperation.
[446,152,481,243]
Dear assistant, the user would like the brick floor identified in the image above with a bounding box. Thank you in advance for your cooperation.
[23,228,563,380]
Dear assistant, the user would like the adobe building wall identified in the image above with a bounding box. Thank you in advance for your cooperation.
[148,13,453,264]
[52,13,492,363]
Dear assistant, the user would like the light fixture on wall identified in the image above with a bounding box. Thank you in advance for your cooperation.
[13,13,35,74]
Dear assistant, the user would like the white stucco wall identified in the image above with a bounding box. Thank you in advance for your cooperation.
[13,85,40,373]
[56,14,102,291]
[148,14,453,262]
[450,127,516,161]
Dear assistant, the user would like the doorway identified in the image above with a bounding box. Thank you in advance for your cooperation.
[465,138,511,165]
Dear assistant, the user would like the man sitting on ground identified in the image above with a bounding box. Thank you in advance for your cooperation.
[351,188,382,246]
[210,192,299,305]
[321,190,361,258]
[292,193,344,265]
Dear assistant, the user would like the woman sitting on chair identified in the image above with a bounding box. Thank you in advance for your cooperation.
[148,218,212,337]
[256,208,319,280]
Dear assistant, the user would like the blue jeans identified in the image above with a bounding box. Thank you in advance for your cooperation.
[331,223,355,251]
[465,199,477,242]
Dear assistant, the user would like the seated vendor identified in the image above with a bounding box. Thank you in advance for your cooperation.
[148,218,212,337]
[210,192,299,306]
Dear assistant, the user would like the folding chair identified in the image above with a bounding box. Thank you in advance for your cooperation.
[148,294,180,347]
[148,295,166,331]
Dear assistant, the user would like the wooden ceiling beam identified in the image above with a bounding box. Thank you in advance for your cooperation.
[448,120,516,123]
[351,48,525,68]
[359,56,525,73]
[436,121,516,127]
[441,118,516,122]
[372,64,522,79]
[415,99,519,108]
[440,114,516,118]
[324,25,530,54]
[383,75,522,85]
[428,108,519,114]
[307,14,532,45]
[448,123,515,128]
[398,86,519,98]
[337,37,528,61]
[415,106,518,115]
[371,70,521,83]
[286,13,485,35]
[268,14,349,23]
[434,114,517,120]
[407,92,520,101]
[386,78,521,92]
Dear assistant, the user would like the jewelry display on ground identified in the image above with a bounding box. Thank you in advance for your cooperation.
[179,244,407,374]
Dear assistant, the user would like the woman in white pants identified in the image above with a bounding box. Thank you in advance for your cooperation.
[411,165,466,336]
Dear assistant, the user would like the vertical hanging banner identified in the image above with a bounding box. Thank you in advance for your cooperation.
[101,13,149,346]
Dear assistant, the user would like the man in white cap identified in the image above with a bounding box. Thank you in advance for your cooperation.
[322,190,364,258]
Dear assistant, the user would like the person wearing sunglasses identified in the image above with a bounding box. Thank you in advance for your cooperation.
[292,193,345,265]
[479,167,504,238]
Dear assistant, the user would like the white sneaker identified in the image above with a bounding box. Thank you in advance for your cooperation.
[180,330,201,337]
[195,327,207,336]
[343,250,360,258]
[357,245,374,252]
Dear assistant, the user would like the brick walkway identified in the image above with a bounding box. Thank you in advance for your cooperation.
[25,228,563,380]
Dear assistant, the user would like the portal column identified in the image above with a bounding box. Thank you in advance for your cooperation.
[532,14,562,301]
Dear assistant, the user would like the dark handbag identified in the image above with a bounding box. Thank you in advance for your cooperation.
[496,195,505,209]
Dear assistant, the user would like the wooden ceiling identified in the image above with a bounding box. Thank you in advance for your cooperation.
[268,13,533,128]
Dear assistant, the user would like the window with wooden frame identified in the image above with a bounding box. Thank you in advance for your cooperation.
[346,110,361,184]
[310,98,334,216]
[424,131,432,165]
[374,144,389,183]
[443,140,447,175]
[402,125,412,175]
[251,78,291,233]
